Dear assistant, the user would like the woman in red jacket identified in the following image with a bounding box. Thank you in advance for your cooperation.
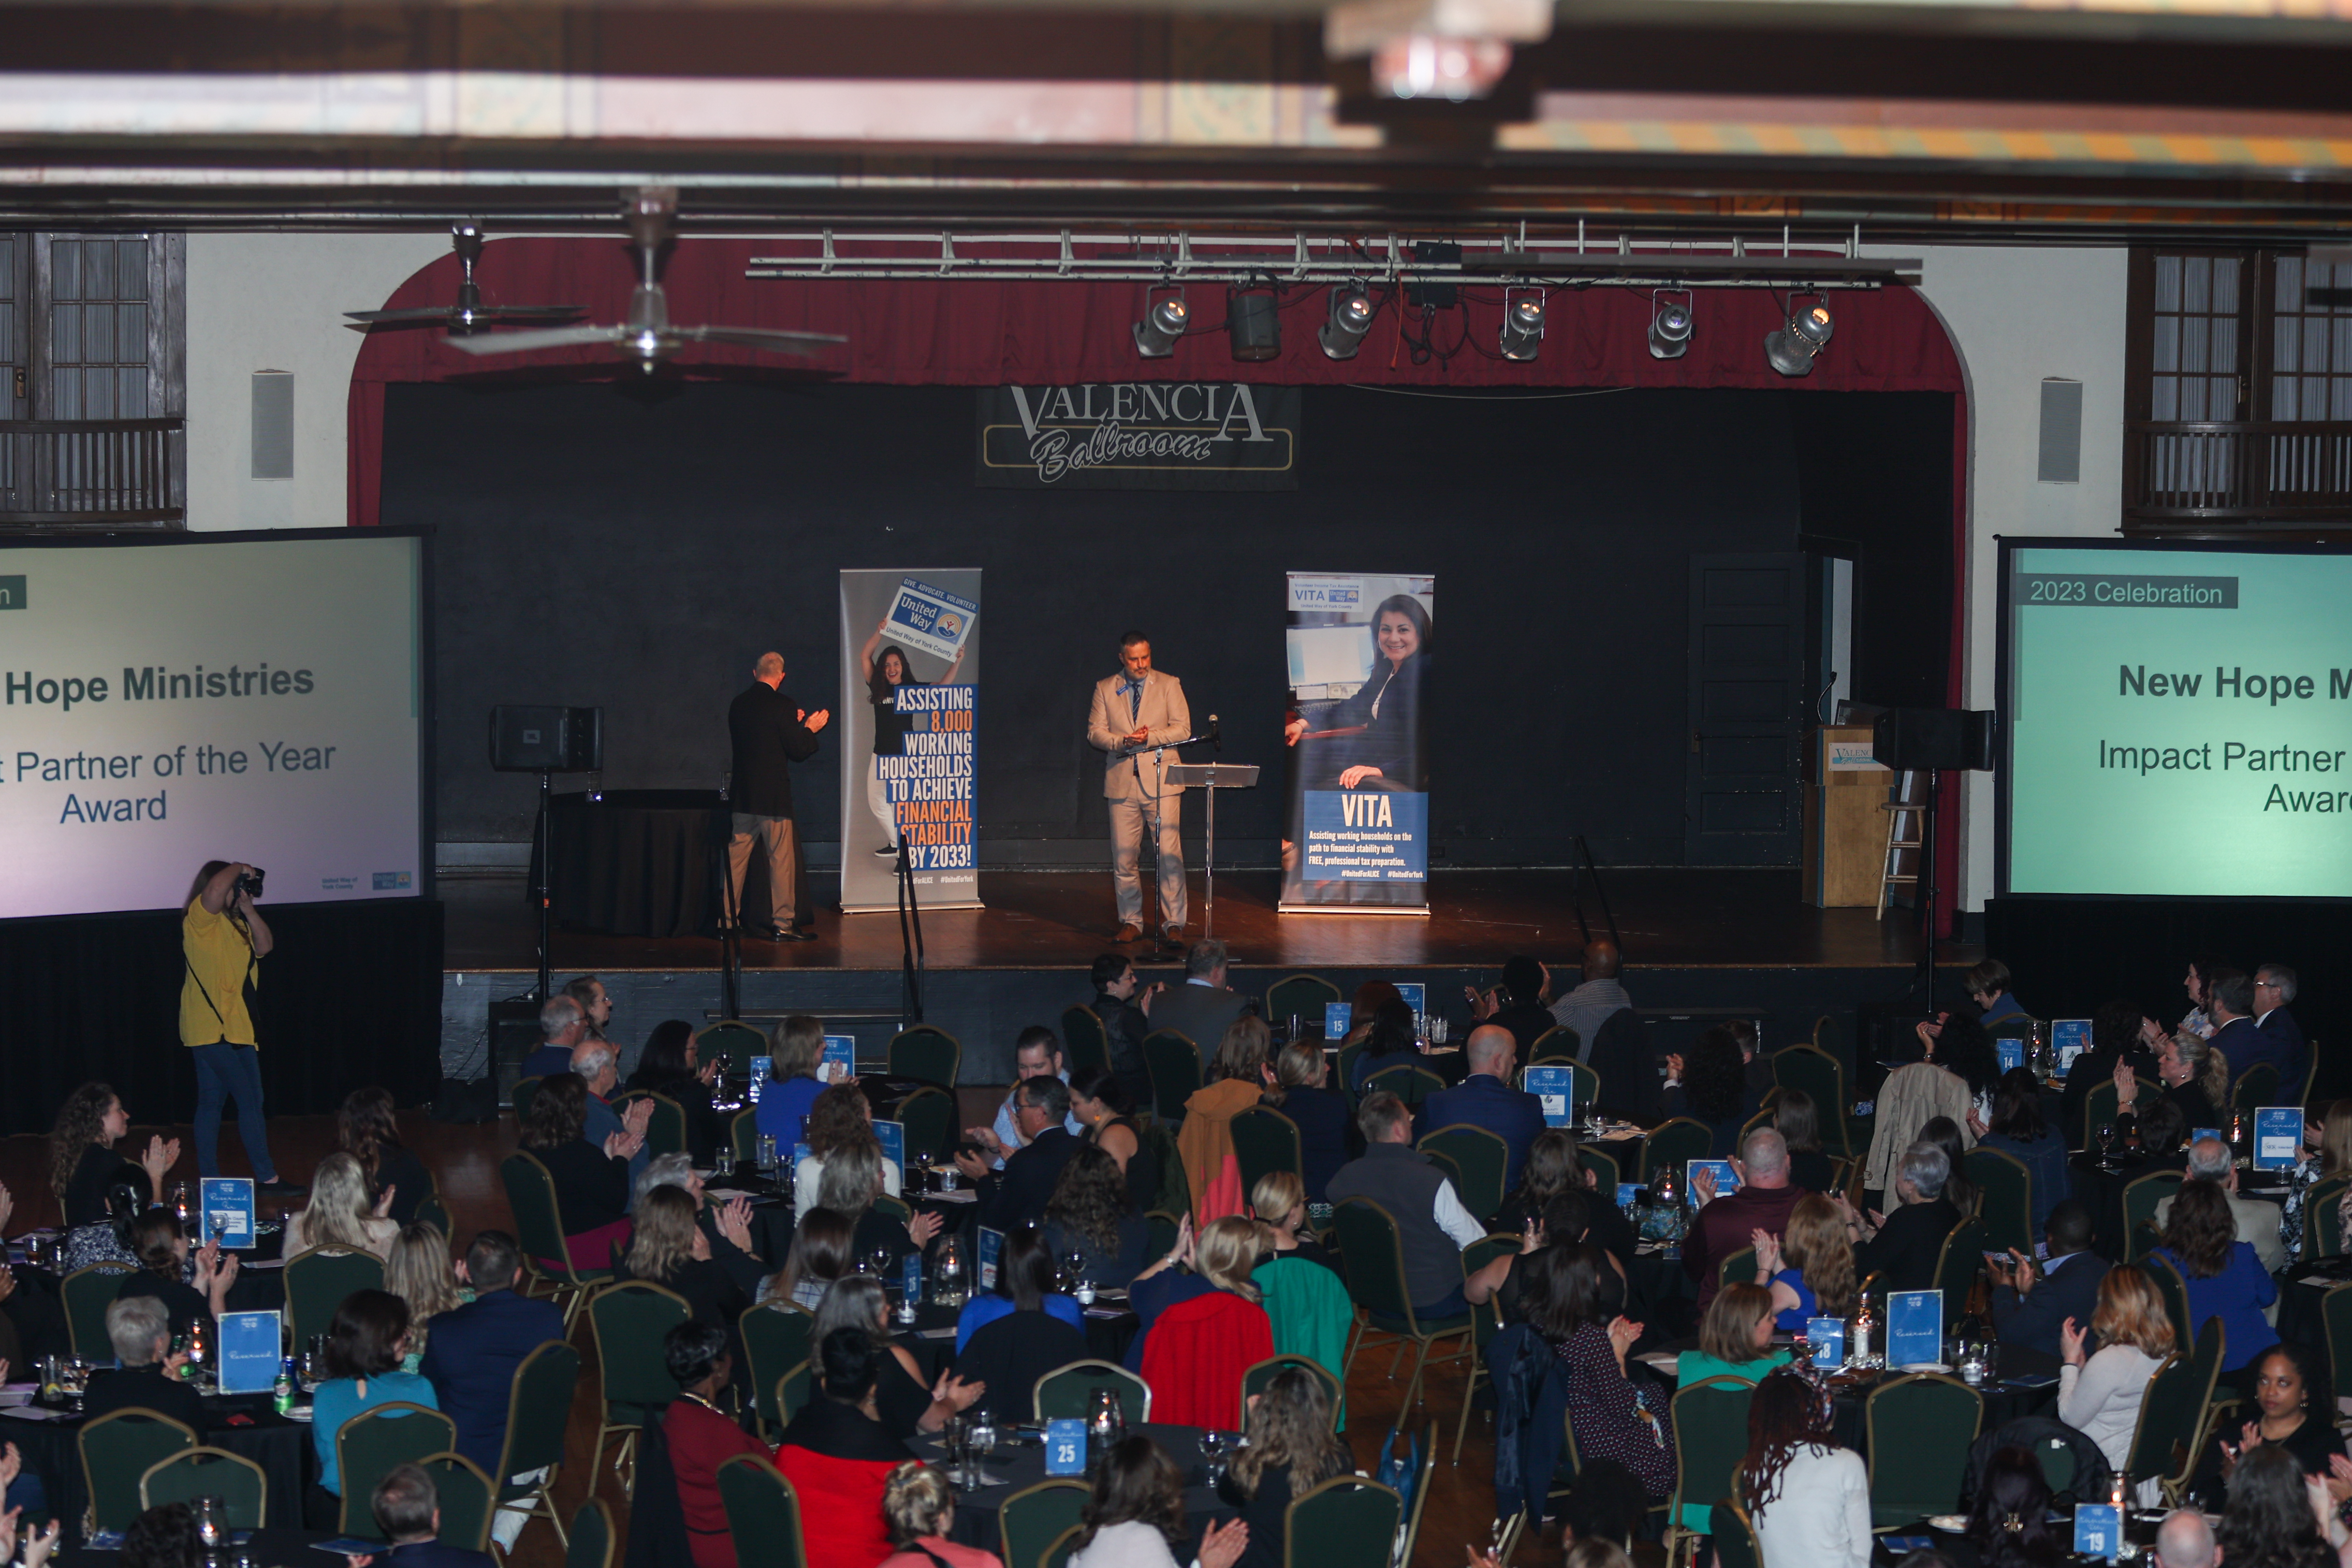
[661,1322,776,1568]
[776,1328,917,1568]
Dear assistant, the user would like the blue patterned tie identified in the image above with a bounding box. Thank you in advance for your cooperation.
[1125,678,1142,722]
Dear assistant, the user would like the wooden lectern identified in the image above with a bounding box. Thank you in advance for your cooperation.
[1802,725,1891,908]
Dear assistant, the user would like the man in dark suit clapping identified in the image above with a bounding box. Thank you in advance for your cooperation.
[726,651,829,941]
[1987,1199,2107,1359]
[360,1465,495,1568]
[959,1076,1081,1231]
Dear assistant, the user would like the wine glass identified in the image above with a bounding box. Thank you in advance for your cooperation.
[1060,1250,1085,1291]
[2097,1123,2118,1161]
[1199,1429,1228,1483]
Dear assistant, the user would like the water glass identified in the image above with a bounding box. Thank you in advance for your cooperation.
[1199,1430,1228,1483]
[193,1496,225,1550]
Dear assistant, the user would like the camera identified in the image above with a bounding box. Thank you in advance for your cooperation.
[234,867,266,900]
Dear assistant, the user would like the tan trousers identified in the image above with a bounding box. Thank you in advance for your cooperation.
[1108,791,1185,930]
[727,812,801,927]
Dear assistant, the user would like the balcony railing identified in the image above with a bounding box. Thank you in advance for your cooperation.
[2126,420,2352,526]
[0,418,184,526]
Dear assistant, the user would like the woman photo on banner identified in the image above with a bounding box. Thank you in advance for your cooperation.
[1281,588,1432,906]
[860,617,965,859]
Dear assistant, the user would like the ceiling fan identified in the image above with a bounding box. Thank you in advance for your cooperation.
[345,222,584,334]
[442,187,845,373]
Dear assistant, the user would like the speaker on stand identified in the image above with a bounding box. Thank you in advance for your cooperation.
[489,705,604,1004]
[1871,707,1996,1014]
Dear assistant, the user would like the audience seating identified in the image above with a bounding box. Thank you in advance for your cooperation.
[2321,1282,2352,1398]
[500,1151,616,1327]
[613,1091,687,1158]
[716,1453,808,1568]
[565,1499,616,1568]
[418,1451,497,1553]
[1041,1524,1084,1568]
[1265,974,1341,1028]
[1364,1062,1446,1110]
[2232,1062,2281,1124]
[1665,1375,1759,1568]
[1708,1501,1763,1568]
[80,1408,199,1534]
[1930,1217,1988,1328]
[1963,1146,2034,1255]
[741,1301,817,1440]
[60,1261,136,1360]
[999,1480,1089,1568]
[1393,1417,1441,1568]
[2120,1172,2182,1261]
[776,1361,811,1426]
[511,1076,544,1124]
[2303,1173,2352,1260]
[1865,1373,1982,1528]
[2143,1253,2195,1352]
[1241,1354,1342,1427]
[887,1026,961,1090]
[1281,1476,1403,1568]
[587,1280,691,1496]
[894,1086,956,1165]
[1640,1118,1711,1183]
[695,1021,770,1075]
[1770,1045,1858,1159]
[2079,1081,2121,1152]
[335,1402,459,1537]
[1577,1144,1622,1195]
[1144,1208,1183,1261]
[1143,1030,1203,1123]
[1230,1105,1304,1203]
[1525,1027,1581,1068]
[416,1190,454,1239]
[730,1108,759,1166]
[2154,1318,2227,1503]
[286,1245,389,1349]
[1059,1006,1110,1075]
[1716,1246,1756,1295]
[138,1445,265,1527]
[494,1339,582,1551]
[1034,1359,1151,1422]
[1418,1125,1508,1225]
[1332,1198,1474,1416]
[1450,1235,1516,1463]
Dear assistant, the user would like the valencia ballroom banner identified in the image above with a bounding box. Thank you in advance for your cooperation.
[838,569,984,914]
[1280,572,1435,914]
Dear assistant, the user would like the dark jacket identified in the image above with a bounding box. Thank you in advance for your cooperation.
[2258,1007,2309,1091]
[1091,992,1151,1087]
[979,1126,1082,1232]
[381,1540,497,1568]
[528,1138,632,1235]
[1987,1248,2107,1361]
[624,1068,730,1167]
[115,1269,210,1337]
[1219,1464,1303,1568]
[1857,1196,1963,1295]
[1270,1086,1353,1203]
[64,1143,149,1230]
[2060,1045,2158,1150]
[83,1362,206,1429]
[1489,1322,1571,1524]
[519,1044,574,1083]
[2230,1012,2308,1102]
[1420,1073,1547,1193]
[1486,1002,1558,1057]
[727,681,822,819]
[416,1287,569,1475]
[1148,984,1253,1057]
[1586,1010,1656,1121]
[1326,1142,1463,1311]
[954,1308,1092,1426]
[366,1145,436,1228]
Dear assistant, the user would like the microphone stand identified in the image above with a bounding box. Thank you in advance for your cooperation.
[895,836,926,1025]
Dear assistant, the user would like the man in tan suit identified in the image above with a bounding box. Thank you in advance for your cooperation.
[1086,630,1190,943]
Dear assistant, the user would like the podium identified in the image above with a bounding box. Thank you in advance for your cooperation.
[1167,762,1259,939]
[1802,725,1891,908]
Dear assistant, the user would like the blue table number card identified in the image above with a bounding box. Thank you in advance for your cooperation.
[2255,1108,2305,1170]
[747,1056,772,1103]
[2193,1128,2223,1144]
[821,1036,857,1083]
[1615,1183,1640,1212]
[217,1310,281,1395]
[978,1227,1004,1292]
[2052,1019,2093,1075]
[2074,1505,2122,1561]
[1395,982,1427,1020]
[1525,1068,1576,1127]
[1807,1318,1845,1369]
[1887,1290,1943,1368]
[1995,1038,2025,1073]
[902,1254,923,1304]
[875,1119,906,1172]
[1324,1003,1351,1039]
[1044,1419,1087,1476]
[1686,1160,1739,1209]
[200,1177,256,1250]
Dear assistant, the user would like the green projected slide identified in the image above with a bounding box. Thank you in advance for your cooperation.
[2004,542,2352,898]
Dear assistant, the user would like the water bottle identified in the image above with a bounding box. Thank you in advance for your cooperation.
[273,1358,295,1415]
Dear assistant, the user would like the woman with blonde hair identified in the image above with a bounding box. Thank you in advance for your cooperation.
[754,1013,833,1152]
[1177,1017,1273,1223]
[284,1151,397,1258]
[1248,1171,1336,1274]
[1756,1194,1857,1331]
[1677,1282,1789,1403]
[381,1221,467,1371]
[1258,1040,1350,1202]
[792,1082,902,1213]
[2059,1263,2177,1476]
[619,1185,752,1332]
[1131,1216,1275,1424]
[877,1462,1003,1568]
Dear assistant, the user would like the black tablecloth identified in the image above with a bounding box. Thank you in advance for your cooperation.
[1648,1341,2061,1459]
[56,1527,334,1568]
[533,789,729,938]
[893,1297,1140,1382]
[923,1422,1236,1552]
[8,1390,313,1542]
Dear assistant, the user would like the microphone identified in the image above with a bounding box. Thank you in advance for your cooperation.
[1208,714,1221,753]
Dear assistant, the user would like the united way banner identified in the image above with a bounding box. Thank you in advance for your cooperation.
[975,382,1300,489]
[839,570,984,915]
[1279,572,1435,914]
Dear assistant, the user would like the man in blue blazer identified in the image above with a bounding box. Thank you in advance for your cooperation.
[1987,1199,2107,1359]
[417,1232,566,1486]
[363,1464,495,1568]
[1419,1025,1546,1192]
[2210,972,2302,1098]
[2255,964,2310,1097]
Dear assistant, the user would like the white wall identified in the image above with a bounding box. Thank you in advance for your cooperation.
[1885,244,2131,912]
[184,232,446,532]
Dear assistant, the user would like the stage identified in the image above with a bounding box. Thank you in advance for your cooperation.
[437,865,1982,1087]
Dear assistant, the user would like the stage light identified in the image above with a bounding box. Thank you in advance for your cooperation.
[1319,283,1375,360]
[1648,291,1693,360]
[1765,298,1835,377]
[1227,286,1281,361]
[1499,288,1545,362]
[1132,288,1188,358]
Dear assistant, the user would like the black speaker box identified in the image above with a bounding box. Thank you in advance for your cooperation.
[1872,707,1995,772]
[489,704,603,773]
[488,996,545,1094]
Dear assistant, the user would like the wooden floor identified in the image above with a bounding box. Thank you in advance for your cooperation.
[447,866,1967,974]
[0,1110,1524,1568]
